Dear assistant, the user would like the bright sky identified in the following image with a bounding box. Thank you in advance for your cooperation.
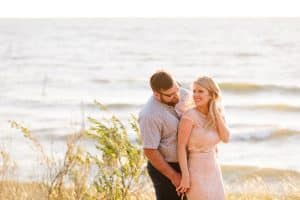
[0,0,300,18]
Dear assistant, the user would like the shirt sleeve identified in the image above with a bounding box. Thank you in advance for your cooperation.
[138,115,161,149]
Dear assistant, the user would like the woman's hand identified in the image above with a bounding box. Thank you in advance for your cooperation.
[213,101,230,143]
[212,102,223,121]
[176,174,190,195]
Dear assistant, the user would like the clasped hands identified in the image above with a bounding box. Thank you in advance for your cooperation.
[176,175,190,196]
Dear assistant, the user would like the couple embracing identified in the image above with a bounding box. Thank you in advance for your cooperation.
[138,70,230,200]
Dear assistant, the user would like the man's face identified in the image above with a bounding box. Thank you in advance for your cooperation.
[155,84,180,107]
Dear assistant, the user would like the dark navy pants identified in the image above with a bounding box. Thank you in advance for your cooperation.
[147,162,185,200]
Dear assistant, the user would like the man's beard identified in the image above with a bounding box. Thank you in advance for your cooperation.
[161,97,179,107]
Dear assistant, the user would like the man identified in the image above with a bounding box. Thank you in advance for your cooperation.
[138,70,189,200]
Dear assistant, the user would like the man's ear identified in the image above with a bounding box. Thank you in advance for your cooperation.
[153,91,160,99]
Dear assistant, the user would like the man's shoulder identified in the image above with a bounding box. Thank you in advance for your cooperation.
[139,96,161,119]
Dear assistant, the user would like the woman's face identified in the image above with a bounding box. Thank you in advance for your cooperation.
[193,83,211,108]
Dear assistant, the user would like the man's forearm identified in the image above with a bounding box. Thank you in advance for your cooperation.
[144,149,178,180]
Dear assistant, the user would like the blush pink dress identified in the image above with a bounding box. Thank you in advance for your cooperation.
[182,108,225,200]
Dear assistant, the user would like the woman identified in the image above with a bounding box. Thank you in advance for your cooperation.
[176,76,230,200]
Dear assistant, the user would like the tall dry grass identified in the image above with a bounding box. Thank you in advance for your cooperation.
[0,111,299,200]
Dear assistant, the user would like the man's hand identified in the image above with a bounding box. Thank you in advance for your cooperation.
[144,149,182,187]
[176,174,190,194]
[170,171,181,187]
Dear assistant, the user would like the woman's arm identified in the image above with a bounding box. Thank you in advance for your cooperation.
[176,117,193,193]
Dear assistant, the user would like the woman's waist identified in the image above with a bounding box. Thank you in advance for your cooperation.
[189,149,215,154]
[188,149,216,158]
[188,145,216,153]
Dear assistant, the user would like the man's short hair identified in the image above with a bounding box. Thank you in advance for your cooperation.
[150,70,174,92]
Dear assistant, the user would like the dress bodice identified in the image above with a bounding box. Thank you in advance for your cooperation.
[181,108,221,153]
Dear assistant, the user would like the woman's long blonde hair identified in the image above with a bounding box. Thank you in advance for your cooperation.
[193,76,222,130]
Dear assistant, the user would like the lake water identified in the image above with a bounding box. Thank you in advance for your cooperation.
[0,18,299,180]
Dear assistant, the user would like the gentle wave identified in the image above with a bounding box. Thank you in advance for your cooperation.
[92,79,111,84]
[92,79,300,94]
[94,101,300,113]
[179,81,300,94]
[219,82,300,93]
[105,103,300,112]
[91,78,300,94]
[92,79,145,84]
[234,52,261,57]
[86,103,143,110]
[227,104,300,112]
[9,98,300,113]
[97,102,300,113]
[231,128,300,142]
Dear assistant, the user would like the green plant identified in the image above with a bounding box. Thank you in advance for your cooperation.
[87,112,147,200]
